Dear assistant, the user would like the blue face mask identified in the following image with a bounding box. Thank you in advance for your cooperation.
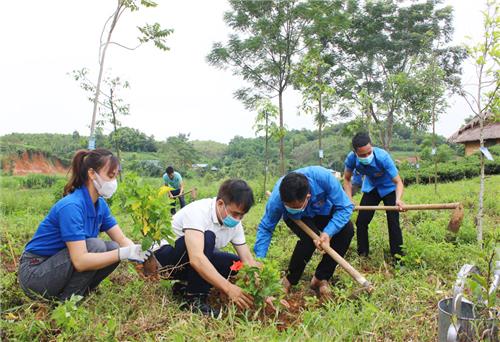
[221,205,241,228]
[284,198,308,215]
[358,153,374,165]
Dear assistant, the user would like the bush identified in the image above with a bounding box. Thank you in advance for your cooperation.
[19,174,61,189]
[401,147,500,185]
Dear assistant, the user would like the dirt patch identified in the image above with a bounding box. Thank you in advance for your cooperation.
[2,151,68,175]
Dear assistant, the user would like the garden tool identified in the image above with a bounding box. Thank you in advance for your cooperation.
[355,202,464,233]
[172,187,197,199]
[292,219,373,292]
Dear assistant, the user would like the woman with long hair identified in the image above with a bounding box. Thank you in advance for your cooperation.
[18,148,150,301]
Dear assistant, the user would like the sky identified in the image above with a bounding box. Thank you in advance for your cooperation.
[0,0,489,144]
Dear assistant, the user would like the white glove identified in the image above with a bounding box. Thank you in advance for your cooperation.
[118,244,151,263]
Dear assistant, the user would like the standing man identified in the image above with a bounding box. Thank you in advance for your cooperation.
[153,179,260,316]
[343,132,405,261]
[254,166,354,298]
[163,166,185,215]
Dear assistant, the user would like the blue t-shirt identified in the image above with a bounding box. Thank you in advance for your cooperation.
[24,186,117,256]
[344,147,399,198]
[163,171,182,190]
[254,166,354,258]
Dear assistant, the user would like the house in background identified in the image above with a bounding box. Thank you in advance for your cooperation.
[449,113,500,156]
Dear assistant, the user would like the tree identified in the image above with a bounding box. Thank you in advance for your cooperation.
[320,0,464,150]
[253,99,279,195]
[395,60,446,184]
[109,127,157,152]
[460,0,499,245]
[88,0,173,150]
[293,48,337,165]
[207,0,310,174]
[71,68,130,165]
[159,134,200,172]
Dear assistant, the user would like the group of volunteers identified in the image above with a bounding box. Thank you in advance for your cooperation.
[19,132,406,316]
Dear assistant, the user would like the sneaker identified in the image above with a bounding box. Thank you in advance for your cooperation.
[181,293,220,317]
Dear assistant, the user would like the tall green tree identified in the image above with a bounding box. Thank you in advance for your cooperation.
[159,134,200,172]
[460,0,499,245]
[293,48,337,165]
[207,0,310,174]
[253,99,279,195]
[88,0,173,150]
[395,60,447,183]
[319,0,464,150]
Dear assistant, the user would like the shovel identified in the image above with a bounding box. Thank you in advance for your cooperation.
[354,202,464,233]
[292,219,373,292]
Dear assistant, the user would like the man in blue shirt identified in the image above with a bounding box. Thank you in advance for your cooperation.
[163,166,185,214]
[343,132,405,260]
[254,166,354,297]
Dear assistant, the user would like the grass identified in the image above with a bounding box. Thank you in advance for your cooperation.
[1,174,499,341]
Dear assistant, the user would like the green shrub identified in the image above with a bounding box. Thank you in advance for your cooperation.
[19,174,61,189]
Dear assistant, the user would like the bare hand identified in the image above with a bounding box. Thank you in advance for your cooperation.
[396,199,406,212]
[168,192,173,199]
[248,260,263,269]
[265,296,291,311]
[314,232,330,252]
[226,284,253,310]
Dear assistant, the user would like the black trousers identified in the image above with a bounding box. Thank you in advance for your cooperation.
[154,231,239,294]
[356,189,403,257]
[170,189,186,215]
[283,215,354,285]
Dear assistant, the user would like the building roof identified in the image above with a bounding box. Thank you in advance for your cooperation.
[449,113,500,143]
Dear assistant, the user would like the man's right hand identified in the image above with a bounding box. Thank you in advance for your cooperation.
[226,283,253,309]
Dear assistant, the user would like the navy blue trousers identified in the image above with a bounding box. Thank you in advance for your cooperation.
[154,231,239,294]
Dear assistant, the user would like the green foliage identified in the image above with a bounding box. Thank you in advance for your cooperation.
[117,173,174,250]
[51,295,88,334]
[19,174,61,189]
[400,150,500,185]
[235,260,283,309]
[137,23,174,51]
[110,127,157,152]
[157,134,199,172]
[317,0,465,149]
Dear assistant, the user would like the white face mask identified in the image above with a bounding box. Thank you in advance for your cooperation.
[92,172,118,199]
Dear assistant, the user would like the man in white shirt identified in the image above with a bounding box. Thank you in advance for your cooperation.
[153,179,260,316]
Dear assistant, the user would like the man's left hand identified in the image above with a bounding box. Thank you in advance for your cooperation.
[314,232,330,252]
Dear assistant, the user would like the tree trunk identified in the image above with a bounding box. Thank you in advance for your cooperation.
[278,90,285,175]
[89,4,121,150]
[264,111,269,197]
[384,111,394,151]
[477,115,484,245]
[414,127,419,184]
[318,97,323,166]
[109,88,122,181]
[432,100,437,193]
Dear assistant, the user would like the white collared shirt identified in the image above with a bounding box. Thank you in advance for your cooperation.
[170,198,246,249]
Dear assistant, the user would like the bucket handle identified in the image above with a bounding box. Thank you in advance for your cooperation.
[446,264,479,342]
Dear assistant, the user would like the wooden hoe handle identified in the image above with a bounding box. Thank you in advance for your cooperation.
[292,219,372,290]
[355,202,461,211]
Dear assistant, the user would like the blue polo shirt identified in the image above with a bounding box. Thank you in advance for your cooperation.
[24,186,117,256]
[254,166,354,258]
[344,147,399,198]
[163,171,182,190]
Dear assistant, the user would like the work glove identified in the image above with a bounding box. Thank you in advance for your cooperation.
[118,244,151,263]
